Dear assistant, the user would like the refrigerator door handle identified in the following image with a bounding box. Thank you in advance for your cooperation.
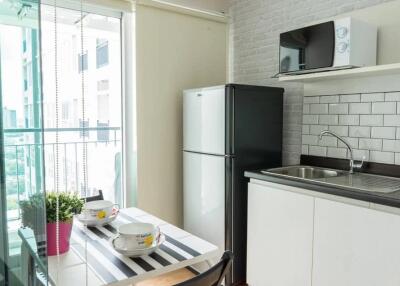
[183,150,235,158]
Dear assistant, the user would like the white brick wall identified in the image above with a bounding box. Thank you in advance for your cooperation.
[228,0,395,165]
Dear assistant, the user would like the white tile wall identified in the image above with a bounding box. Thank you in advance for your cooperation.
[370,151,395,164]
[349,103,371,114]
[319,115,339,125]
[302,92,400,165]
[327,147,347,159]
[361,93,384,102]
[386,92,400,101]
[341,94,360,103]
[396,153,400,164]
[371,127,396,139]
[309,146,327,157]
[329,103,348,114]
[384,115,400,126]
[328,126,348,137]
[349,126,370,138]
[383,140,400,152]
[339,115,359,126]
[360,115,383,126]
[320,95,339,103]
[372,102,396,114]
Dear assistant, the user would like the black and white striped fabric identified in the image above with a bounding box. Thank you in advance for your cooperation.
[69,208,219,285]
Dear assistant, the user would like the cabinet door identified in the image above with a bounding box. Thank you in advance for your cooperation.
[313,198,400,286]
[247,183,314,286]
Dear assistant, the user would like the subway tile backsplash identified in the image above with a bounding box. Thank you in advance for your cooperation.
[302,91,400,165]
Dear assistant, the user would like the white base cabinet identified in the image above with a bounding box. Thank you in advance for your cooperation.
[247,182,314,286]
[313,198,400,286]
[247,180,400,286]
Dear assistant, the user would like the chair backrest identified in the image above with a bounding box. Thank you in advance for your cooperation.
[83,190,104,202]
[174,251,234,286]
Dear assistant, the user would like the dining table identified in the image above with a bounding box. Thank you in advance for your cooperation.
[47,207,219,286]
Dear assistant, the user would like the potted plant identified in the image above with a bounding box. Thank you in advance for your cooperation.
[20,192,84,256]
[45,192,83,255]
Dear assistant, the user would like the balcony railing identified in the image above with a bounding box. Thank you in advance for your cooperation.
[3,127,121,222]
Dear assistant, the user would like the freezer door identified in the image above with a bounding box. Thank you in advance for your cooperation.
[183,87,225,155]
[183,151,225,257]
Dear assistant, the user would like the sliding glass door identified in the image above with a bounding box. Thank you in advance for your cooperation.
[1,1,133,284]
[0,0,48,285]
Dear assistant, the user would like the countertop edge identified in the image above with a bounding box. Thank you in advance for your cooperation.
[244,170,400,209]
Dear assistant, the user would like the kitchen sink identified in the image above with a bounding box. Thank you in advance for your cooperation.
[260,165,400,194]
[262,165,344,179]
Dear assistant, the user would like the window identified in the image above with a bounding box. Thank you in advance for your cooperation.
[97,79,109,91]
[78,51,88,72]
[41,6,124,204]
[22,40,27,53]
[62,102,70,121]
[23,65,28,91]
[96,38,109,68]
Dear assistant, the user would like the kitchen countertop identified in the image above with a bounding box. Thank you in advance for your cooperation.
[244,169,400,209]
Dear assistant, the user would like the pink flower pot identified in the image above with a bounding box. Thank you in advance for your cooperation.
[47,222,73,256]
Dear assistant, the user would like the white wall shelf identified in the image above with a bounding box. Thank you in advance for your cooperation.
[278,63,400,83]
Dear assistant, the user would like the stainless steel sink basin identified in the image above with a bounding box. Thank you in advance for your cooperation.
[262,166,344,179]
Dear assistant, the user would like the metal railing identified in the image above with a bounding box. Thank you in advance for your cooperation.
[3,127,121,222]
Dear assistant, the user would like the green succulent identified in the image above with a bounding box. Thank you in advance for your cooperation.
[45,192,84,223]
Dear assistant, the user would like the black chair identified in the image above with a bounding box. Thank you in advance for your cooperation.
[174,251,234,286]
[83,190,104,202]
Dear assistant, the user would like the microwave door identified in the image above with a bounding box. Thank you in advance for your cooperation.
[304,21,335,69]
[280,21,335,73]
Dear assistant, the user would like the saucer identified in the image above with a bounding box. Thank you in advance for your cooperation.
[111,233,165,257]
[77,212,118,226]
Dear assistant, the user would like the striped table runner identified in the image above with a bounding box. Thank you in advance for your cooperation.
[66,208,219,285]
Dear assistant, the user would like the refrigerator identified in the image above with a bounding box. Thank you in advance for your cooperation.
[183,84,283,285]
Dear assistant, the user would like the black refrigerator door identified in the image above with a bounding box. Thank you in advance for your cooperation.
[225,84,283,159]
[225,156,250,286]
[224,84,283,285]
[224,156,234,286]
[226,155,284,286]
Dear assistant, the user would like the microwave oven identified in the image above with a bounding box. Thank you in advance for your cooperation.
[279,18,377,75]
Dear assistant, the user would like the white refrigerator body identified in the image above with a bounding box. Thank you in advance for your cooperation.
[183,86,226,260]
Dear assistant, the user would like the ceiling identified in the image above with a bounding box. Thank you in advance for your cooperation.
[158,0,230,14]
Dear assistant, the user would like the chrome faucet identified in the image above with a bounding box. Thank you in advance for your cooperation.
[318,130,364,174]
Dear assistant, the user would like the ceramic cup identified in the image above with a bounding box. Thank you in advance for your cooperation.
[116,223,160,250]
[83,200,119,220]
